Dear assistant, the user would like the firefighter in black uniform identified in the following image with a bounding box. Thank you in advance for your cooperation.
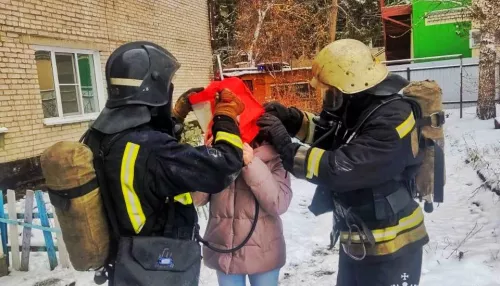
[258,39,429,285]
[84,42,244,283]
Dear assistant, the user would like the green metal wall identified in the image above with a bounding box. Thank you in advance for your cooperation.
[412,0,472,58]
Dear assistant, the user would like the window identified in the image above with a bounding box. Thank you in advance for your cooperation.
[295,83,311,98]
[34,46,105,125]
[470,29,500,49]
[470,29,480,48]
[243,80,254,92]
[271,82,313,99]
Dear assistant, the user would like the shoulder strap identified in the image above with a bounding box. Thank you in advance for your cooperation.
[396,97,445,206]
[163,196,176,237]
[87,129,136,240]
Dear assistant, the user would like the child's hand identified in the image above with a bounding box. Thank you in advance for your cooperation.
[243,143,254,166]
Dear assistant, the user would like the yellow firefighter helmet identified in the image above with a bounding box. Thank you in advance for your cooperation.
[310,39,389,94]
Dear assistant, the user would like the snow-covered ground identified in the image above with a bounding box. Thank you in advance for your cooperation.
[2,106,500,286]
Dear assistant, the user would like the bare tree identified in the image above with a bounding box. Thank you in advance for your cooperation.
[248,1,275,66]
[233,0,381,67]
[234,0,330,66]
[474,0,499,119]
[235,0,277,67]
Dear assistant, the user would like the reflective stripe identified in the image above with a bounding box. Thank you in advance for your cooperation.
[340,207,425,243]
[110,78,143,87]
[120,142,146,234]
[174,193,193,205]
[214,131,243,149]
[343,223,427,256]
[295,111,315,144]
[395,112,416,138]
[306,147,326,179]
[304,112,316,145]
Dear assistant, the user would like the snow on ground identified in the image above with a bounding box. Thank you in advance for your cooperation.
[2,107,500,285]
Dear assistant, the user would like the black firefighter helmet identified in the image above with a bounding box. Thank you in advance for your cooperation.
[92,41,180,134]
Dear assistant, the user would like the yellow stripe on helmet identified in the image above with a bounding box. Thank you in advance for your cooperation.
[120,142,146,234]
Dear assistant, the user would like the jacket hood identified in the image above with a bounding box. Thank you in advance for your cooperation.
[254,143,279,163]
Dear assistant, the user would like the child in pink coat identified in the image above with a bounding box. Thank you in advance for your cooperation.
[192,135,292,286]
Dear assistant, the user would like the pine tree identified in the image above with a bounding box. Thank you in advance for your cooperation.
[212,0,238,64]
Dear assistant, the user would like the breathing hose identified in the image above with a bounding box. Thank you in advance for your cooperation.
[196,196,259,254]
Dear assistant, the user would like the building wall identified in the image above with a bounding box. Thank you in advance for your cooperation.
[412,0,472,58]
[0,0,213,164]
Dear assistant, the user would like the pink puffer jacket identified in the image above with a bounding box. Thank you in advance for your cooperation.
[192,144,292,275]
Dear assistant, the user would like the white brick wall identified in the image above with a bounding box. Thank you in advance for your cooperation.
[0,0,213,163]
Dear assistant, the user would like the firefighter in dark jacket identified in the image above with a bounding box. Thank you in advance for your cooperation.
[258,39,429,285]
[84,41,244,255]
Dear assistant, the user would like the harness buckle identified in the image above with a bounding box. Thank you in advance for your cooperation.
[429,111,445,129]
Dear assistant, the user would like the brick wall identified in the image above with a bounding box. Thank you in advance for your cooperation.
[0,0,213,163]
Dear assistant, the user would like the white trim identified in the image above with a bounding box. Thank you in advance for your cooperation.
[43,113,98,126]
[32,45,96,55]
[0,127,8,134]
[49,50,64,117]
[74,53,85,114]
[223,66,312,77]
[270,82,310,87]
[93,52,106,111]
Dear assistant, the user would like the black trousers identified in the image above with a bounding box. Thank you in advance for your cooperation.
[336,246,423,286]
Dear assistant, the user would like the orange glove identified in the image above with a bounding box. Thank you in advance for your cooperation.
[172,87,204,122]
[214,88,245,122]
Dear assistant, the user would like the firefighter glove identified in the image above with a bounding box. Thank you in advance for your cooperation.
[172,117,184,141]
[264,102,304,137]
[172,87,204,122]
[214,88,245,122]
[257,113,292,151]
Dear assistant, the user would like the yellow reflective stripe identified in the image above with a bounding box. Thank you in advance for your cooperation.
[174,193,193,205]
[395,112,416,138]
[340,207,424,243]
[306,147,326,179]
[110,78,143,87]
[120,142,146,234]
[342,223,428,256]
[214,131,243,149]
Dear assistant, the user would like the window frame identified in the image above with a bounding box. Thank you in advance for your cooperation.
[33,45,106,126]
[243,79,254,92]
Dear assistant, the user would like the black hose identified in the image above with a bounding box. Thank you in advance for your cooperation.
[196,196,259,254]
[311,125,337,148]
